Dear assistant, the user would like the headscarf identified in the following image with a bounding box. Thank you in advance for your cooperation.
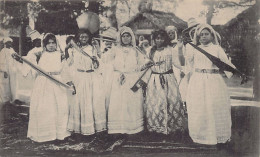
[117,26,136,47]
[3,37,13,43]
[194,24,221,45]
[165,25,178,43]
[42,33,59,52]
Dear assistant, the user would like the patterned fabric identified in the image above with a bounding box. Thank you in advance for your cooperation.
[67,45,106,135]
[145,47,187,135]
[186,43,233,145]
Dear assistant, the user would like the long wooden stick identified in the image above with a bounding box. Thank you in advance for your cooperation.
[12,53,76,93]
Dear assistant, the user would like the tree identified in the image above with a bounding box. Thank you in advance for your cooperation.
[202,0,255,24]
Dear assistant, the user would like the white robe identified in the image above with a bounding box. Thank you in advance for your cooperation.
[186,43,234,145]
[67,45,106,135]
[0,48,16,103]
[25,51,70,142]
[108,46,148,134]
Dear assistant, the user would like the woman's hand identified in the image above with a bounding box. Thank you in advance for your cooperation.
[177,39,184,49]
[4,72,8,78]
[119,73,126,85]
[11,53,23,63]
[141,61,154,71]
[92,56,99,69]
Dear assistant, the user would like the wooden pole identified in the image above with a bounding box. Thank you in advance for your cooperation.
[19,21,23,56]
[19,18,27,56]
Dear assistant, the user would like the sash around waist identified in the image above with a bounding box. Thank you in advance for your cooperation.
[77,69,94,73]
[152,69,173,75]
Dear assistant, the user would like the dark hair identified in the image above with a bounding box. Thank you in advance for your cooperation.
[149,29,170,59]
[43,33,56,48]
[66,36,75,44]
[76,29,93,46]
[152,29,170,48]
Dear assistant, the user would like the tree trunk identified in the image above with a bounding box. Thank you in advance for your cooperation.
[109,0,118,29]
[206,3,214,25]
[19,19,27,56]
[88,1,99,13]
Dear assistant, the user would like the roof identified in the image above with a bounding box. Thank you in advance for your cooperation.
[121,10,187,31]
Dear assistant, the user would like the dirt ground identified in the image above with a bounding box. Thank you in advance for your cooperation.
[0,76,259,157]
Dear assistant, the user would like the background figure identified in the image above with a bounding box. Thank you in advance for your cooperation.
[108,26,149,136]
[27,30,42,63]
[186,24,234,145]
[179,18,200,103]
[138,38,150,54]
[14,33,71,142]
[165,26,183,84]
[145,30,187,139]
[99,27,117,111]
[0,37,17,104]
[16,30,43,103]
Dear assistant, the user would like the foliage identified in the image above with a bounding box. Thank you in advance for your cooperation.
[201,0,255,24]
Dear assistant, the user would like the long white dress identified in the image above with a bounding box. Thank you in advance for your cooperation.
[67,45,106,135]
[108,46,147,134]
[0,48,12,103]
[186,43,234,145]
[26,51,70,142]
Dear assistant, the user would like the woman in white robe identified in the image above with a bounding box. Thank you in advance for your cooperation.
[186,24,235,145]
[66,29,106,137]
[0,38,17,103]
[108,26,150,134]
[14,33,70,142]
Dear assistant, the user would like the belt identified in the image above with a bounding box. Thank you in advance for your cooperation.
[151,69,174,75]
[152,69,173,89]
[195,69,219,74]
[77,69,94,73]
[38,71,61,76]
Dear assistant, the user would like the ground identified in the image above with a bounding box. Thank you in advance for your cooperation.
[0,75,259,157]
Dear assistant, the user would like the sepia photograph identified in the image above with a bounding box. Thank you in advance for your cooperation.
[0,0,259,156]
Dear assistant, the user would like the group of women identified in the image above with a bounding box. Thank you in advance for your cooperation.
[10,20,235,148]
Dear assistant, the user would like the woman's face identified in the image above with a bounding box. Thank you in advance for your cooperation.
[121,33,132,45]
[45,39,57,52]
[155,34,165,48]
[79,33,90,46]
[199,29,212,45]
[167,30,176,40]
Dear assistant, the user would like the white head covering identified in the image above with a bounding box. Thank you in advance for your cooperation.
[29,30,41,41]
[194,24,221,45]
[165,25,177,33]
[3,37,13,43]
[117,26,136,47]
[101,27,117,40]
[165,25,178,43]
[42,33,59,52]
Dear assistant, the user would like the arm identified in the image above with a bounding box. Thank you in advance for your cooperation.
[172,47,183,71]
[218,46,235,78]
[184,44,195,75]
